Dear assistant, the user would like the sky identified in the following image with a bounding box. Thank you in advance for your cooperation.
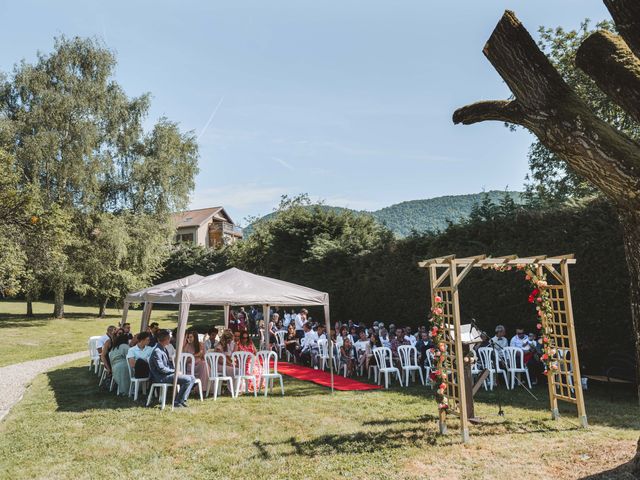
[0,0,610,225]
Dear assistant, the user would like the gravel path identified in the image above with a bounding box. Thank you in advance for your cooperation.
[0,351,86,422]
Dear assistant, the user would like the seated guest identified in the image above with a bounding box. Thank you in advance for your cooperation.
[127,332,153,364]
[284,324,299,360]
[122,323,133,341]
[510,327,534,362]
[148,322,160,347]
[415,332,434,367]
[108,333,131,395]
[149,329,195,408]
[491,325,509,359]
[233,330,241,346]
[349,326,359,344]
[236,330,256,354]
[405,327,417,346]
[298,322,319,367]
[100,327,121,382]
[97,326,116,354]
[354,330,371,372]
[214,329,236,377]
[183,329,208,388]
[317,324,327,341]
[204,327,219,351]
[379,327,391,348]
[339,337,356,377]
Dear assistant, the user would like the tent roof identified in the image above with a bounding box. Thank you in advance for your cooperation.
[127,268,328,306]
[125,274,205,303]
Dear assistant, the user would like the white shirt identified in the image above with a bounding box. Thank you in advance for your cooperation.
[294,314,305,331]
[301,330,319,352]
[96,334,109,350]
[283,313,292,327]
[510,335,532,351]
[380,335,391,348]
[405,335,417,347]
[126,345,153,362]
[354,340,370,356]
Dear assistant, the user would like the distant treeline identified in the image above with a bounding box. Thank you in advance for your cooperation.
[158,194,631,375]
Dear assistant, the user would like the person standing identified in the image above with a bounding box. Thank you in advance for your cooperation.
[294,308,308,340]
[149,330,195,408]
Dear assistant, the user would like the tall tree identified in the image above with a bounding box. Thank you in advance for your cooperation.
[0,37,198,316]
[453,2,640,472]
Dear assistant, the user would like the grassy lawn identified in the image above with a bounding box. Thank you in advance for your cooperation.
[0,301,223,367]
[0,358,638,479]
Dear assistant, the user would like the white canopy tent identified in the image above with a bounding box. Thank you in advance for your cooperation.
[121,268,333,409]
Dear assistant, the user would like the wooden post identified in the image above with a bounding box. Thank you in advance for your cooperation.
[561,261,588,427]
[450,261,470,443]
[429,265,448,434]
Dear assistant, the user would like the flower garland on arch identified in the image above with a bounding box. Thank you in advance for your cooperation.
[428,295,450,411]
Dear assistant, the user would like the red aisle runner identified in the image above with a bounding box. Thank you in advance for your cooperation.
[276,362,382,391]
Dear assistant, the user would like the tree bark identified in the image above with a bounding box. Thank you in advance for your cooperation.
[53,284,65,319]
[604,0,640,58]
[576,29,640,124]
[98,298,108,318]
[26,298,33,317]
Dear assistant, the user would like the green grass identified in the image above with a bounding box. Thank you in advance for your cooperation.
[0,301,223,367]
[0,358,638,479]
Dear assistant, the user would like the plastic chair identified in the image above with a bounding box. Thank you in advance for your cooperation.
[493,347,511,389]
[503,347,532,389]
[257,350,284,397]
[275,330,287,359]
[179,353,204,402]
[205,352,235,399]
[232,351,258,397]
[128,366,149,401]
[398,345,425,386]
[372,347,403,388]
[88,336,101,373]
[317,339,334,371]
[146,382,173,410]
[477,347,496,390]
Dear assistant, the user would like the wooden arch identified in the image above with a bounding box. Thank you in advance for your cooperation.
[418,254,588,443]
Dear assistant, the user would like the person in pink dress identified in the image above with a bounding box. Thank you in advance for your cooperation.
[236,330,261,392]
[183,330,208,389]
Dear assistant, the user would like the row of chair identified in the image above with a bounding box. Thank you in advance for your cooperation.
[88,337,284,410]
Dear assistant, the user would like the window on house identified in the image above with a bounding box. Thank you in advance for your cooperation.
[177,233,194,244]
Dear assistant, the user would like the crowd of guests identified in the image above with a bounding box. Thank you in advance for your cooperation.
[94,308,545,407]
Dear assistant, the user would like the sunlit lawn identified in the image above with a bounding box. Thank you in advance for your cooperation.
[0,301,223,367]
[0,356,637,479]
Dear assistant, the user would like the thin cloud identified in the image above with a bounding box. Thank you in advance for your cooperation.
[272,156,294,171]
[197,96,225,141]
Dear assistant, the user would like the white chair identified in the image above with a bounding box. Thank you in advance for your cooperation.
[232,351,258,397]
[128,367,149,401]
[470,352,489,391]
[88,336,101,373]
[398,345,425,386]
[368,354,378,383]
[477,347,509,390]
[179,353,204,402]
[372,347,403,388]
[205,352,235,399]
[503,347,532,389]
[493,348,511,389]
[275,330,287,359]
[423,349,435,388]
[257,350,284,397]
[317,339,333,371]
[146,382,173,410]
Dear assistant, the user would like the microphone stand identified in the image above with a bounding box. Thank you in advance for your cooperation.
[488,337,505,417]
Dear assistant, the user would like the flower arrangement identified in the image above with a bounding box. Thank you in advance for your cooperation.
[518,263,558,374]
[429,295,450,410]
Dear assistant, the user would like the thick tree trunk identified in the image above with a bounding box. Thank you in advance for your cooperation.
[619,208,640,474]
[53,285,65,319]
[98,298,108,318]
[26,298,33,317]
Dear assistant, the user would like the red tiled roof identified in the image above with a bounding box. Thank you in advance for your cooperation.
[172,207,233,228]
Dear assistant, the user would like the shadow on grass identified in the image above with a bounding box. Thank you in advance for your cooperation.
[46,365,140,412]
[579,460,638,480]
[0,311,122,329]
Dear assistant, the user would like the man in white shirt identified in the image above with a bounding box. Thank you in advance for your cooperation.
[283,312,292,328]
[97,325,116,353]
[294,308,307,339]
[510,328,532,351]
[379,327,391,348]
[299,322,319,367]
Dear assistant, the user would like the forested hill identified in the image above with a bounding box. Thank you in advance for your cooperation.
[245,191,523,237]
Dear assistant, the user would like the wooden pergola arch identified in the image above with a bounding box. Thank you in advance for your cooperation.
[418,253,588,443]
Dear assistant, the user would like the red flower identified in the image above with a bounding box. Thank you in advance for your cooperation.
[528,288,540,304]
[439,383,446,391]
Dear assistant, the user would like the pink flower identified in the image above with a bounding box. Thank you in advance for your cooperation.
[433,307,443,315]
[439,383,446,391]
[536,323,542,330]
[434,295,442,303]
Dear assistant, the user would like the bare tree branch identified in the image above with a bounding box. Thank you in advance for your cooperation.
[452,100,525,126]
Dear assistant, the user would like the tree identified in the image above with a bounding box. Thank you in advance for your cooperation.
[0,37,198,316]
[453,2,640,472]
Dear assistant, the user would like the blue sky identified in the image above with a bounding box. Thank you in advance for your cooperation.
[0,1,610,225]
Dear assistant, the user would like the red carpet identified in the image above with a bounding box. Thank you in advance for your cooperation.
[276,362,382,391]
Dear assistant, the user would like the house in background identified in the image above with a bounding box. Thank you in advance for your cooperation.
[171,206,243,248]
